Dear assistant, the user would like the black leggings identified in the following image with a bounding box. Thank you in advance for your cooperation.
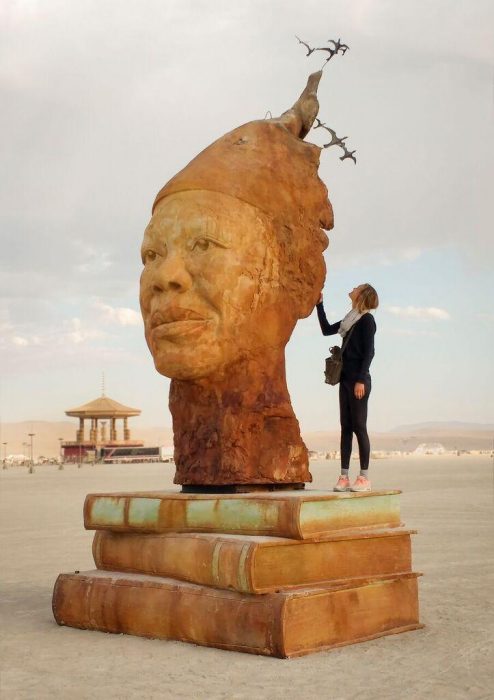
[339,376,371,470]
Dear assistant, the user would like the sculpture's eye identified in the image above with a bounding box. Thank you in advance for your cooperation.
[143,249,157,264]
[193,238,211,252]
[192,236,228,252]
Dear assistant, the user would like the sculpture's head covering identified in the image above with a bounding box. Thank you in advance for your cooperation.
[153,71,333,230]
[152,72,333,318]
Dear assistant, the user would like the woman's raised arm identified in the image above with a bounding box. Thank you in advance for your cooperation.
[316,299,341,336]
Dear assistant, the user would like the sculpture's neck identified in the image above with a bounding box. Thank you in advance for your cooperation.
[169,350,311,487]
[198,351,292,412]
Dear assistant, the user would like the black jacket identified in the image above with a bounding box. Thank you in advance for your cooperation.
[316,302,376,383]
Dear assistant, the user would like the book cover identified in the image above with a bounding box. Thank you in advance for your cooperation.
[93,528,415,593]
[84,489,401,539]
[52,569,422,658]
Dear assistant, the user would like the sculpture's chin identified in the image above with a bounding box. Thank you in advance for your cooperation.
[145,327,224,381]
[153,355,220,382]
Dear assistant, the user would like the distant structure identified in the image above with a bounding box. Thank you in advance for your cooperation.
[62,394,143,462]
[413,442,446,456]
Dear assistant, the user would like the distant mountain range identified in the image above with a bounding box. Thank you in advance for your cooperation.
[1,420,492,458]
[390,421,494,433]
[303,421,493,453]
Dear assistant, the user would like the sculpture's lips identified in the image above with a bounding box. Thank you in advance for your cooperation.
[150,307,208,327]
[149,308,212,339]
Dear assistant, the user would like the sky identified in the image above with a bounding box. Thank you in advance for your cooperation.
[1,0,493,433]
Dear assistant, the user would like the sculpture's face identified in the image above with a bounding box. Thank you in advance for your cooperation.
[140,191,293,380]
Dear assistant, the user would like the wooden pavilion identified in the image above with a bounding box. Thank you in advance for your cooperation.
[62,394,143,462]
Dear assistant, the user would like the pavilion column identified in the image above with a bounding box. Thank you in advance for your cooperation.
[123,417,130,441]
[77,417,85,443]
[110,418,117,442]
[100,421,107,443]
[90,418,96,443]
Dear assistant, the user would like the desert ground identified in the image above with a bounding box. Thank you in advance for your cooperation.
[1,455,493,700]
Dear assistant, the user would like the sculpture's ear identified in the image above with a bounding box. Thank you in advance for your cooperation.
[276,71,323,140]
[276,217,328,322]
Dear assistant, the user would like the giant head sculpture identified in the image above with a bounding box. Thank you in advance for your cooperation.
[140,72,333,490]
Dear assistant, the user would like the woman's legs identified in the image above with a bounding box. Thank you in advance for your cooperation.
[337,378,372,491]
[349,378,372,471]
[339,380,354,473]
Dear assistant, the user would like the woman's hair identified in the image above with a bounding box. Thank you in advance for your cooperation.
[356,284,379,313]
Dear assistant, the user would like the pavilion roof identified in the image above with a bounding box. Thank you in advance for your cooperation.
[65,395,141,418]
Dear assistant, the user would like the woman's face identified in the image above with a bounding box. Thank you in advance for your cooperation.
[348,284,366,306]
[139,191,293,380]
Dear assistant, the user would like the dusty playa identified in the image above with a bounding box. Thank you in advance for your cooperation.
[1,455,493,699]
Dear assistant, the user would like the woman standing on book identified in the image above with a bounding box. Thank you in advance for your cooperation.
[316,284,379,492]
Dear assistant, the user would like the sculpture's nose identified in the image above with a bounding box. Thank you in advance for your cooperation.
[152,252,192,294]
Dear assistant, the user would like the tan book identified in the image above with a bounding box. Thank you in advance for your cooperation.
[92,528,415,594]
[52,570,422,658]
[84,489,401,538]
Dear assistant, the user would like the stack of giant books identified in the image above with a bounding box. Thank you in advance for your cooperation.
[52,489,422,657]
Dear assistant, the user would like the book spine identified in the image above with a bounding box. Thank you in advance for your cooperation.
[85,495,298,537]
[92,532,258,594]
[84,494,168,532]
[291,498,303,539]
[52,572,283,656]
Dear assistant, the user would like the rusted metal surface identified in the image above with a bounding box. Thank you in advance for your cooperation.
[84,489,402,538]
[53,570,282,656]
[52,570,422,658]
[142,73,333,489]
[92,528,415,594]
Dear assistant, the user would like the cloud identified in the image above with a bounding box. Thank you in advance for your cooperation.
[329,247,426,271]
[94,301,141,326]
[389,328,440,337]
[376,248,424,267]
[1,299,141,366]
[5,318,104,349]
[74,241,113,275]
[64,317,104,344]
[387,306,450,320]
[1,313,137,376]
[11,335,29,346]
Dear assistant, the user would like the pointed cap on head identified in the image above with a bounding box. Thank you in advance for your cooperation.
[152,72,334,233]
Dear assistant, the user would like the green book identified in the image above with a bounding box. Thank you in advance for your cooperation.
[84,489,401,539]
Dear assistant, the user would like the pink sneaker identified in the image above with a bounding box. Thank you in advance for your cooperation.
[333,475,350,492]
[350,475,371,492]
